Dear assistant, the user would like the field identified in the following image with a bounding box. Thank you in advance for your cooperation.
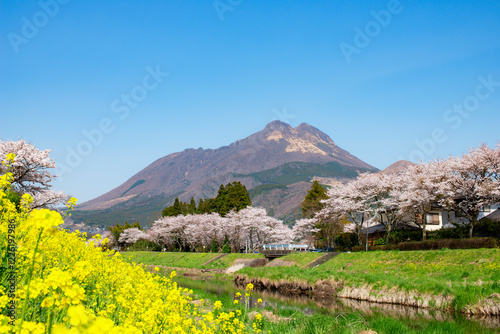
[123,251,265,269]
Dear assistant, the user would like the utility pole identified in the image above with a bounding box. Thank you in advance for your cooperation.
[365,220,369,252]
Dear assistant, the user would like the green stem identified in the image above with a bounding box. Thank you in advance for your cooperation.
[18,228,43,332]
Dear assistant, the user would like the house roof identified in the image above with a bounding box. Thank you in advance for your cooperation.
[480,209,500,222]
[360,224,386,234]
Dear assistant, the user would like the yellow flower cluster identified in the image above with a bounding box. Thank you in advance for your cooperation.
[1,153,15,166]
[0,156,261,333]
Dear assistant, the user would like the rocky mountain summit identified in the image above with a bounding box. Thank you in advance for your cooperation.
[74,121,378,226]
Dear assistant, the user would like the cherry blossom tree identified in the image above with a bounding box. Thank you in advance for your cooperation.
[183,213,226,251]
[119,227,151,245]
[150,206,293,252]
[320,172,409,245]
[149,215,191,251]
[226,207,293,252]
[357,172,410,244]
[150,212,228,251]
[292,218,318,247]
[396,161,448,240]
[0,139,68,208]
[318,181,368,245]
[437,143,500,238]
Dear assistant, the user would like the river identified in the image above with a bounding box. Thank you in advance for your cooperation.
[174,275,500,333]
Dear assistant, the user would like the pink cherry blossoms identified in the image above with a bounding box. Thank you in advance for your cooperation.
[145,207,294,252]
[318,143,500,242]
[0,139,68,208]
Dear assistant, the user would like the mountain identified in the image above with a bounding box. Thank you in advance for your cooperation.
[73,121,378,227]
[380,160,417,175]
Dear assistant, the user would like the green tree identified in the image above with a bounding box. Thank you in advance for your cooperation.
[222,235,231,253]
[188,197,196,214]
[172,198,182,215]
[301,181,328,218]
[162,197,188,217]
[196,198,206,214]
[215,181,251,216]
[162,182,251,217]
[334,232,359,250]
[210,238,219,253]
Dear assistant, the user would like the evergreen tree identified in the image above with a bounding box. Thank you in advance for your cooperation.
[188,197,196,214]
[162,197,184,217]
[301,181,328,218]
[196,198,205,214]
[215,184,229,215]
[173,197,182,216]
[210,238,219,253]
[216,181,251,216]
[162,182,251,217]
[222,235,231,253]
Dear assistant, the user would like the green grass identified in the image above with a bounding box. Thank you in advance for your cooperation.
[122,251,221,268]
[239,248,500,312]
[202,253,265,269]
[275,252,324,268]
[122,251,265,269]
[181,281,498,334]
[123,249,500,313]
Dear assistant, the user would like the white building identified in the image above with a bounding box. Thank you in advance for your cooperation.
[424,203,500,231]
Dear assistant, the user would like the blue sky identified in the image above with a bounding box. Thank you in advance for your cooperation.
[1,0,499,203]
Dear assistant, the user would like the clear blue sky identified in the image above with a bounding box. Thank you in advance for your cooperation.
[1,0,499,203]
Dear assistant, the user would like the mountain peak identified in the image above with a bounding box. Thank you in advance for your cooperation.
[78,121,376,213]
[263,120,293,132]
[260,121,337,156]
[296,122,316,132]
[381,160,417,175]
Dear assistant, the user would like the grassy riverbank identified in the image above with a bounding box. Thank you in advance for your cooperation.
[122,248,500,314]
[122,251,263,269]
[184,279,499,334]
[239,248,500,313]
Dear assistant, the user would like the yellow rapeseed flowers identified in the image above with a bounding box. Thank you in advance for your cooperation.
[0,156,264,333]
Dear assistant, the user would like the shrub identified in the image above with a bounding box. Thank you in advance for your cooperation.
[128,239,162,251]
[429,226,469,240]
[352,237,497,252]
[334,232,359,250]
[474,219,500,239]
[211,238,220,252]
[389,230,422,243]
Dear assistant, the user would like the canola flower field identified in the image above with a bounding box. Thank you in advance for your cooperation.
[0,154,262,334]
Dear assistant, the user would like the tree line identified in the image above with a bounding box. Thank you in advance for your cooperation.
[310,143,500,247]
[162,181,251,217]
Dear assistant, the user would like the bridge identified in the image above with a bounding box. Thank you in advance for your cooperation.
[260,244,308,260]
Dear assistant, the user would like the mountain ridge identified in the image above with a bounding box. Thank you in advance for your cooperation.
[74,121,378,225]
